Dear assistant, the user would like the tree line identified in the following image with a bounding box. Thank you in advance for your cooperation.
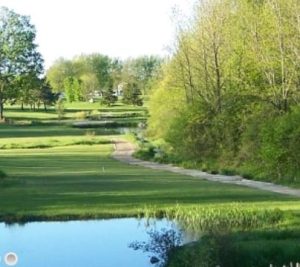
[46,54,162,105]
[147,0,300,183]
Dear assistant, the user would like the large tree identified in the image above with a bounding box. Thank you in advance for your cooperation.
[122,56,162,95]
[46,58,75,93]
[0,7,43,119]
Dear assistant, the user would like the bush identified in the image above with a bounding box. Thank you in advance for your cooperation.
[134,145,156,160]
[167,232,300,267]
[257,108,300,182]
[220,168,237,176]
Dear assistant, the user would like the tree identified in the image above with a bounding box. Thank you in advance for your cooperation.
[122,56,162,95]
[39,79,59,111]
[83,54,113,92]
[101,88,117,106]
[0,7,43,120]
[63,76,82,102]
[122,82,143,106]
[46,58,77,92]
[16,72,41,110]
[147,0,300,182]
[64,76,75,102]
[80,73,99,101]
[73,78,82,101]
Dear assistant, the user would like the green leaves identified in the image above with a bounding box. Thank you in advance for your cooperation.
[0,7,44,118]
[147,0,300,183]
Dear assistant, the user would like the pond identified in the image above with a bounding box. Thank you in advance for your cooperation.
[0,218,178,267]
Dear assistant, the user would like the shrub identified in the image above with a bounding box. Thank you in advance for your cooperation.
[134,145,156,160]
[220,168,237,176]
[257,107,300,182]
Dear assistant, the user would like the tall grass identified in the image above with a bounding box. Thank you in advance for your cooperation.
[143,204,284,234]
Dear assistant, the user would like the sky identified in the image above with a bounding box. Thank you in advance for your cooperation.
[0,0,195,69]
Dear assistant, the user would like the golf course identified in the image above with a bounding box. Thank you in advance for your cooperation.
[2,1,300,266]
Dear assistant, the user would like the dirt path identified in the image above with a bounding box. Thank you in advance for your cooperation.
[112,140,300,197]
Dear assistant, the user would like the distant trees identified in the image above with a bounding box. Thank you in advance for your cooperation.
[17,75,58,111]
[0,7,44,119]
[147,0,300,182]
[122,56,163,95]
[46,54,163,105]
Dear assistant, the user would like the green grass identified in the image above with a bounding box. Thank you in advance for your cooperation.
[0,135,112,149]
[1,143,298,222]
[4,101,147,122]
[0,124,120,138]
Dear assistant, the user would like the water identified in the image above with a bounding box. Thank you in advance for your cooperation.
[0,218,176,267]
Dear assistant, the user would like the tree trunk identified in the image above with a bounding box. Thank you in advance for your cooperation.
[44,103,47,111]
[21,102,24,110]
[0,101,3,120]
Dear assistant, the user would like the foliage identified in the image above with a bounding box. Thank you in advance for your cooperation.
[46,54,162,103]
[122,82,143,106]
[0,7,44,119]
[167,231,300,267]
[129,228,182,267]
[147,0,300,184]
[258,108,300,182]
[121,56,163,95]
[39,80,59,110]
[64,76,82,102]
[101,88,118,106]
[46,58,75,92]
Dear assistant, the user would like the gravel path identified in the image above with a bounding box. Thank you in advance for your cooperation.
[112,140,300,197]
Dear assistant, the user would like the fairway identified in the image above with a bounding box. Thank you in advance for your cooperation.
[0,140,297,221]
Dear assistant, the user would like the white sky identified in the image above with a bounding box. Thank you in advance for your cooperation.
[0,0,195,69]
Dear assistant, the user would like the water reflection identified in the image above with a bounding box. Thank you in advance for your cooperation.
[0,218,176,267]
